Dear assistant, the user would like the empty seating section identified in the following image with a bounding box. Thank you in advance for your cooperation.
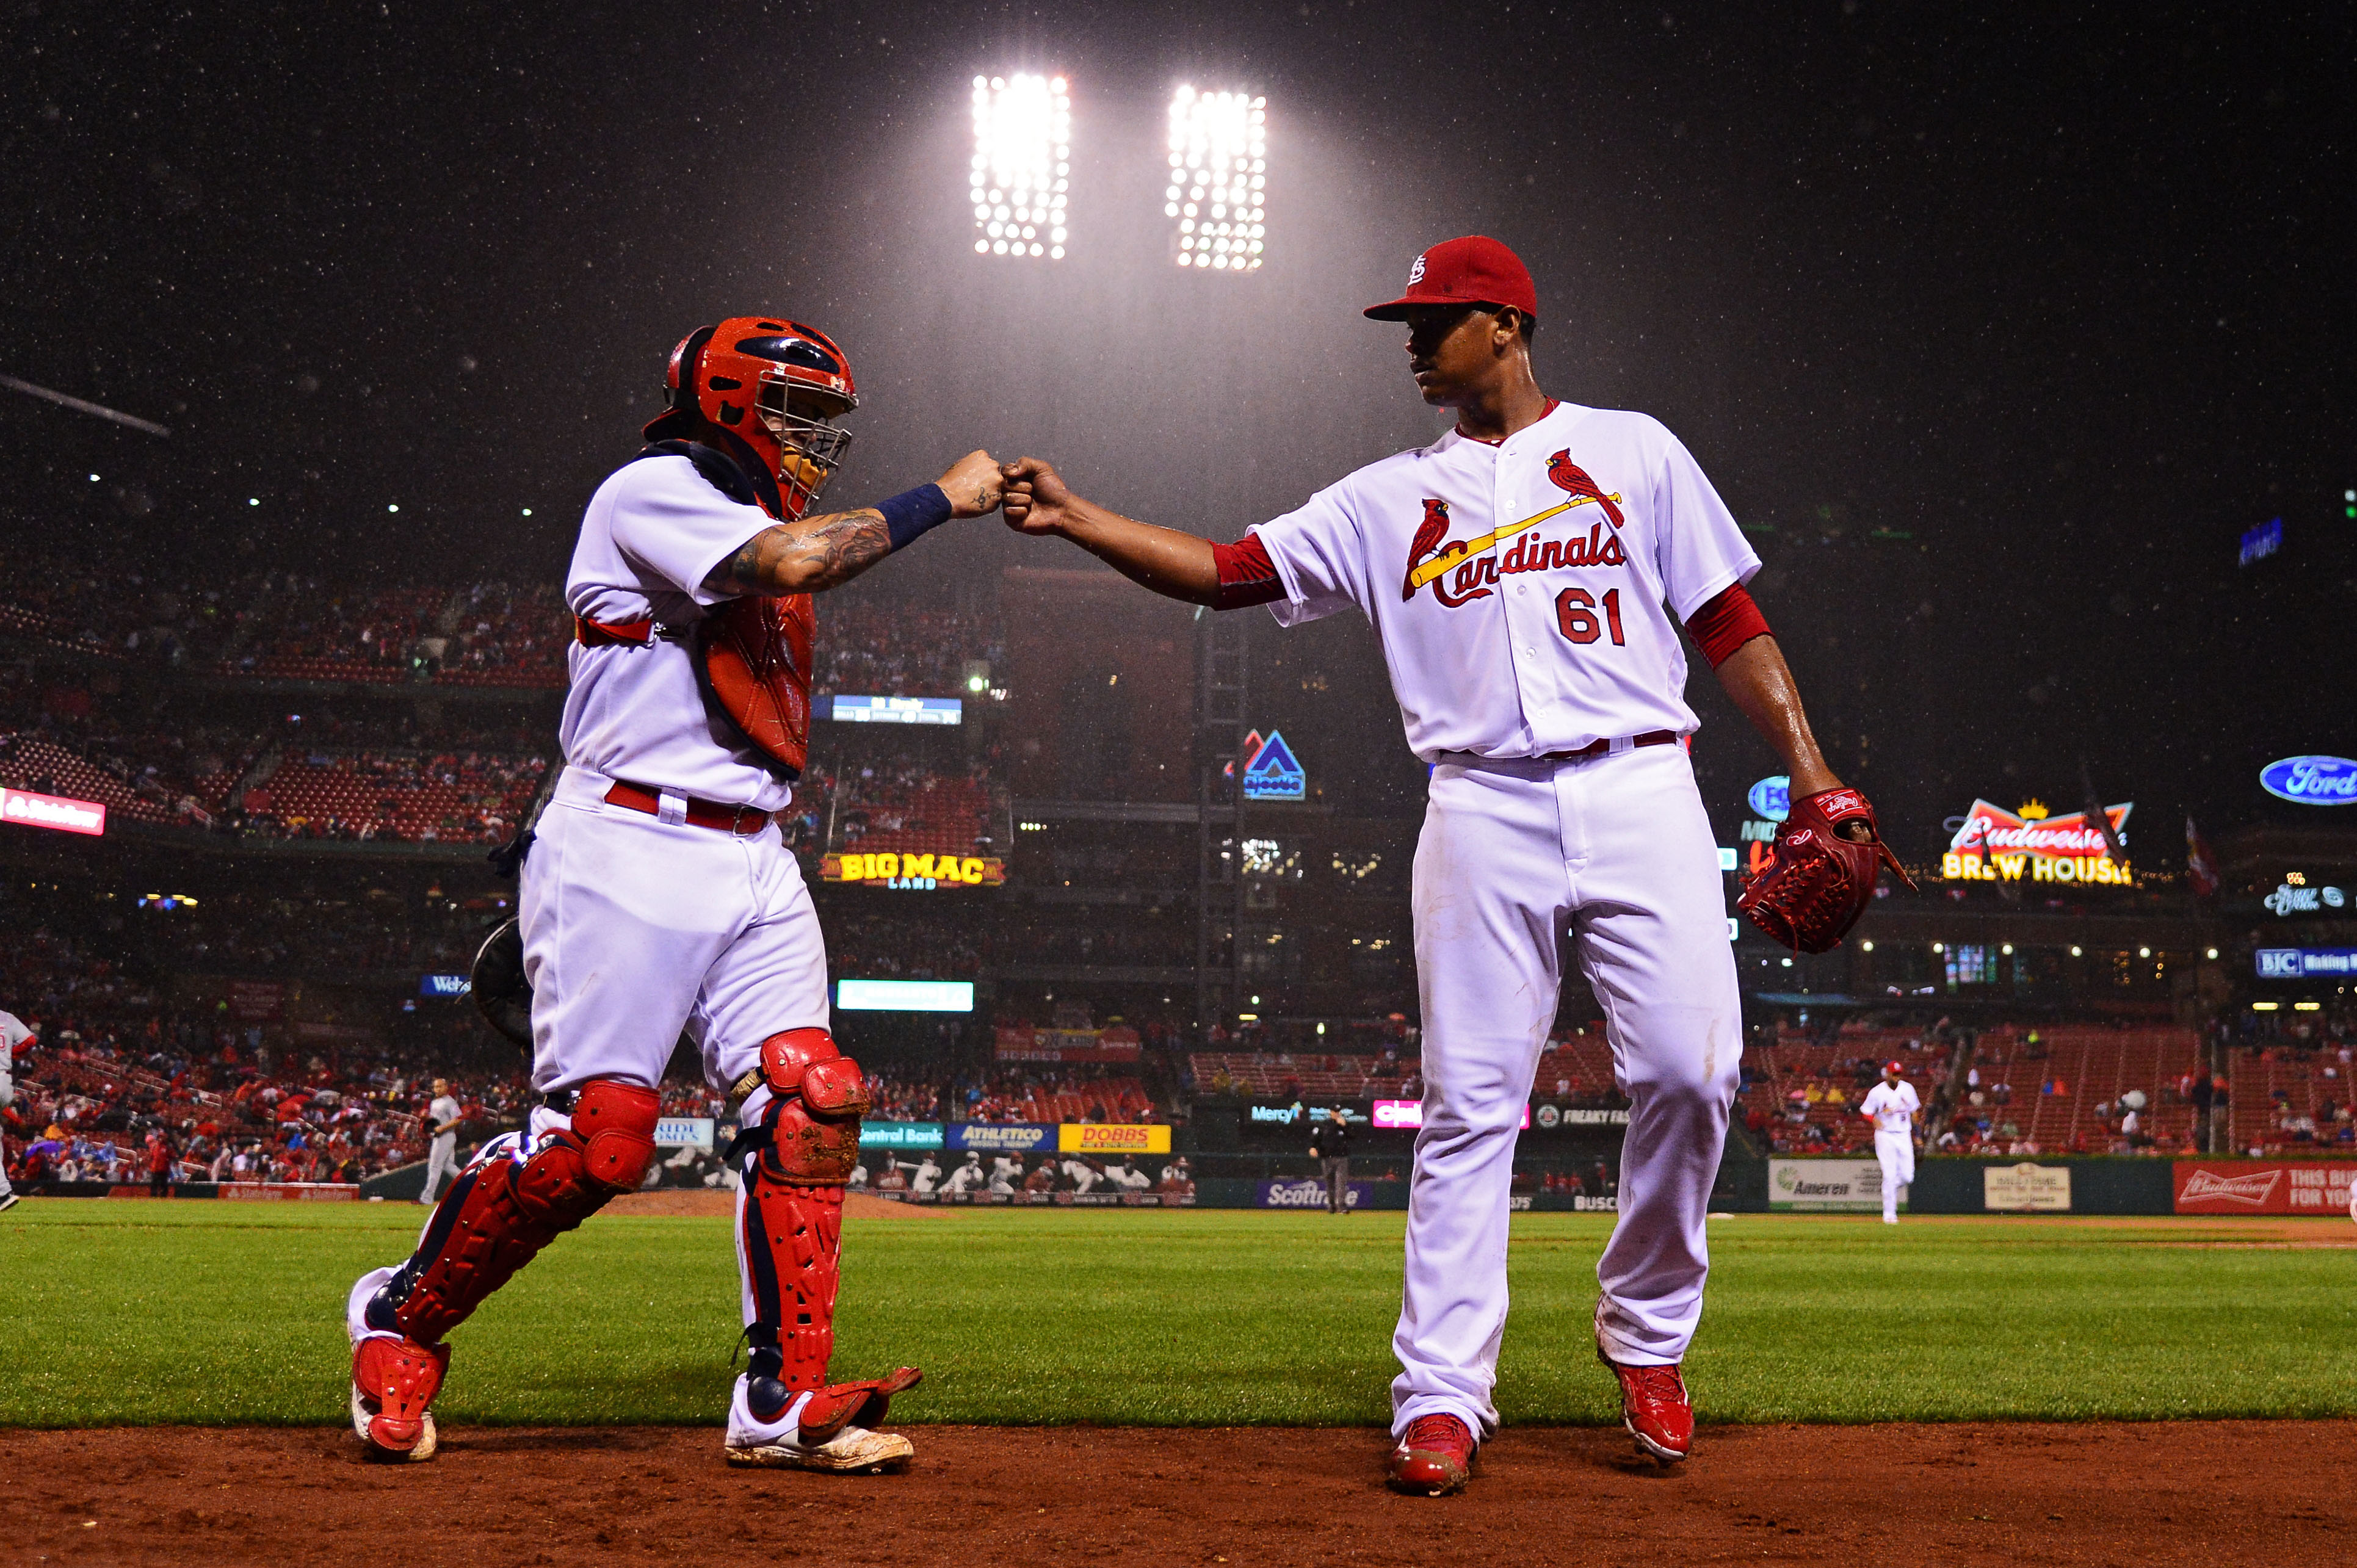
[1189,1053,1418,1099]
[244,751,546,842]
[834,775,993,858]
[0,735,178,823]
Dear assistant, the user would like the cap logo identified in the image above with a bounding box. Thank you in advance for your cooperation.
[1407,253,1427,286]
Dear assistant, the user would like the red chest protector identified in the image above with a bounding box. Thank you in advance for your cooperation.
[577,441,815,779]
[698,591,815,778]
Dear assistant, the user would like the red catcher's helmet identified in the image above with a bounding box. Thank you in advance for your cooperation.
[644,316,858,519]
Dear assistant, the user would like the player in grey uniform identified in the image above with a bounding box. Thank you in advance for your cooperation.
[418,1079,463,1205]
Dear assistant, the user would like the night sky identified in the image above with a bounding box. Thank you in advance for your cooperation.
[7,1,2351,855]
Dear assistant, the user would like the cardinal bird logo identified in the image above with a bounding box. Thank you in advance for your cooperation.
[1547,451,1624,529]
[1402,497,1455,601]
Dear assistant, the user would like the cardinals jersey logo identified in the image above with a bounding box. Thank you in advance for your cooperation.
[1402,498,1461,601]
[1546,451,1624,529]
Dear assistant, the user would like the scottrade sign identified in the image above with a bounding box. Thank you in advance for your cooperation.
[2260,756,2357,806]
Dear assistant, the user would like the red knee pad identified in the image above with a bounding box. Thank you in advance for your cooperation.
[755,1030,869,1186]
[573,1078,660,1192]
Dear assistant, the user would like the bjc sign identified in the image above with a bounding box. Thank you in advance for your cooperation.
[0,786,107,837]
[2260,756,2357,806]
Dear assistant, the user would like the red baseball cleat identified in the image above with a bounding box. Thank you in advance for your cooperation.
[351,1335,450,1462]
[1600,1352,1692,1463]
[1386,1412,1476,1496]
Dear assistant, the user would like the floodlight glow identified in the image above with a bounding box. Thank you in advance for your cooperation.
[1167,85,1266,271]
[971,73,1070,260]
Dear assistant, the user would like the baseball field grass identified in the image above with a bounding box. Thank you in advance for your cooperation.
[5,1200,2354,1429]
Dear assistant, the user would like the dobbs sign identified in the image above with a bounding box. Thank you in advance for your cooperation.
[1941,799,2134,886]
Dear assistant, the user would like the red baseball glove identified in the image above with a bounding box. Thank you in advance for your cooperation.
[1737,786,1916,953]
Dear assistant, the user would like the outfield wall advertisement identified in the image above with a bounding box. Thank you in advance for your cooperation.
[1768,1157,1894,1212]
[2172,1161,2357,1215]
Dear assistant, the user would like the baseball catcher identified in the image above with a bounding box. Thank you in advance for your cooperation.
[346,316,1001,1470]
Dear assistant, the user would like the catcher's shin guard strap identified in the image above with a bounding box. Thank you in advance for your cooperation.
[389,1079,659,1344]
[799,1367,924,1443]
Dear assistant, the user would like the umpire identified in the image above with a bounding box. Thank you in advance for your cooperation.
[1308,1107,1353,1215]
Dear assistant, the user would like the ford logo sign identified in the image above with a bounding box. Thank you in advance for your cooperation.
[1747,775,1790,822]
[2260,756,2357,806]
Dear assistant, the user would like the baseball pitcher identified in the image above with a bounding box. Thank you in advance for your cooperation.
[1002,236,1899,1495]
[345,316,1001,1470]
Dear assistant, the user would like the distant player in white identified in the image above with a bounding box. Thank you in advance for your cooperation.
[418,1078,463,1205]
[988,1155,1023,1196]
[941,1152,985,1196]
[341,316,1002,1472]
[1858,1062,1919,1224]
[1002,236,1886,1494]
[0,1010,31,1213]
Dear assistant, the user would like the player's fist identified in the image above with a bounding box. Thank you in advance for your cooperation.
[936,449,1004,518]
[1000,456,1075,537]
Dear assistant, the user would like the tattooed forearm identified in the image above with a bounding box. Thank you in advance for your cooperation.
[704,510,892,596]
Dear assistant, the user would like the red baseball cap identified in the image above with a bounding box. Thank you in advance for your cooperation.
[1363,236,1538,322]
[1885,1061,1905,1075]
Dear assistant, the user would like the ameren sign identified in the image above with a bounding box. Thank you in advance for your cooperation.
[822,851,1006,889]
[1940,799,2134,886]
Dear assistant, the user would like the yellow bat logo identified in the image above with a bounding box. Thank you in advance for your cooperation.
[1404,493,1621,591]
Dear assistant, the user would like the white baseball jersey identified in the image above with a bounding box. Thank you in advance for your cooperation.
[1861,1080,1921,1134]
[1252,402,1758,759]
[1,1010,32,1060]
[427,1095,463,1141]
[560,455,790,810]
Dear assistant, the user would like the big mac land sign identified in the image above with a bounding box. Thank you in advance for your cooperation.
[1940,798,2134,887]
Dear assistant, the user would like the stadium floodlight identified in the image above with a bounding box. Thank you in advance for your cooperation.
[971,73,1070,260]
[1165,85,1266,271]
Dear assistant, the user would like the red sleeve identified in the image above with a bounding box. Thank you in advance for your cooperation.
[1209,533,1285,611]
[1684,582,1771,668]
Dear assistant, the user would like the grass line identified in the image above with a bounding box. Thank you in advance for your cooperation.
[5,1204,2354,1428]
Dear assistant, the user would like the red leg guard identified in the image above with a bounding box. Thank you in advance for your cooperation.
[740,1030,884,1420]
[352,1335,450,1458]
[742,1179,844,1398]
[391,1079,658,1345]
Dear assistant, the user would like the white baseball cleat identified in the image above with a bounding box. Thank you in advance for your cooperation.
[0,1194,21,1214]
[724,1424,914,1473]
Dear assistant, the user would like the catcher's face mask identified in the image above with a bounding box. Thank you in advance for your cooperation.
[756,374,854,519]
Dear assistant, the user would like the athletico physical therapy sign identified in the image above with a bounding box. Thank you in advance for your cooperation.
[1940,798,2134,886]
[2172,1162,2357,1215]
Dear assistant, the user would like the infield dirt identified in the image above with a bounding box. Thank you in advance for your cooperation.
[7,1420,2350,1567]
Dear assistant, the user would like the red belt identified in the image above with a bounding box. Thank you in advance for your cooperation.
[1540,730,1679,762]
[603,780,772,836]
[575,615,653,647]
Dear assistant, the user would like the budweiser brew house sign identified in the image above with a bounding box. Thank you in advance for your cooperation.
[1941,798,2134,886]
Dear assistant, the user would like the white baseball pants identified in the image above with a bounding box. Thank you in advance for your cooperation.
[520,766,830,1097]
[1874,1130,1915,1223]
[1391,743,1740,1441]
